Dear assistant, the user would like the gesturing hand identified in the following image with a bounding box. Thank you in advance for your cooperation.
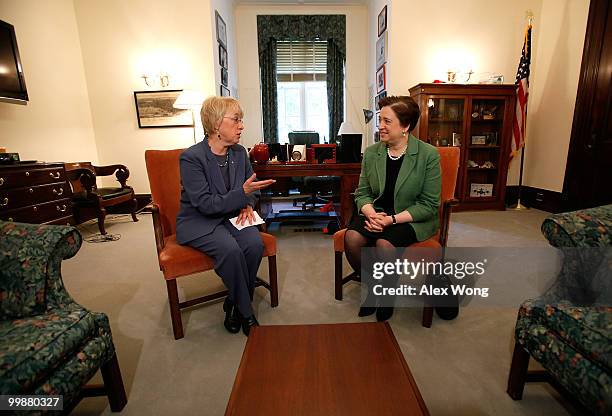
[237,205,256,226]
[243,173,276,195]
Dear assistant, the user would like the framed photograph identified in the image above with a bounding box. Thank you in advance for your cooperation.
[375,111,380,127]
[446,103,460,120]
[376,65,386,94]
[375,32,387,69]
[452,132,462,147]
[377,5,387,37]
[374,91,387,110]
[221,67,228,86]
[220,85,230,97]
[471,135,487,145]
[219,44,228,69]
[470,183,494,198]
[215,10,227,48]
[133,90,193,128]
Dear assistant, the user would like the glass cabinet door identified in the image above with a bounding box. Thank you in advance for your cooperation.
[426,98,465,147]
[465,98,506,200]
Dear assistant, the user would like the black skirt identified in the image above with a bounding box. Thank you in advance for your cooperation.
[347,215,418,247]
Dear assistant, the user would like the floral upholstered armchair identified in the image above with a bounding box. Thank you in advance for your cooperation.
[507,204,612,414]
[0,221,127,413]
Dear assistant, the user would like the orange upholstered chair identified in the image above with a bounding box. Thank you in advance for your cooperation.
[332,146,460,327]
[145,149,278,340]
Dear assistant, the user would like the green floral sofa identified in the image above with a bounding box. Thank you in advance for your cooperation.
[507,204,612,414]
[0,221,127,413]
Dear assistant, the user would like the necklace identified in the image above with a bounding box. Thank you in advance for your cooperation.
[387,145,407,161]
[218,153,229,167]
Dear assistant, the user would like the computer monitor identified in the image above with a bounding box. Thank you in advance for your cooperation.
[288,131,320,146]
[337,133,362,163]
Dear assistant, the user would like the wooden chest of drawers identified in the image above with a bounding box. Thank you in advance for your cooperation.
[0,163,75,225]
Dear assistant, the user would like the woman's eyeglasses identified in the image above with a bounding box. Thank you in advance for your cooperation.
[223,116,244,125]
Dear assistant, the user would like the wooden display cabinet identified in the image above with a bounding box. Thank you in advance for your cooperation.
[409,83,516,210]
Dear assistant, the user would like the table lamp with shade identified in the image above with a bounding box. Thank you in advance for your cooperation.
[336,121,363,163]
[173,90,205,144]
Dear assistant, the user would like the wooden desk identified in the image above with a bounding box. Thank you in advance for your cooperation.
[225,322,429,416]
[252,162,361,227]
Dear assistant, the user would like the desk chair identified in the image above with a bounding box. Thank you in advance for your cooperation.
[288,132,340,210]
[144,149,279,340]
[332,146,460,327]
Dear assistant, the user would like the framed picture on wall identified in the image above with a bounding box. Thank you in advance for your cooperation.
[375,111,380,127]
[378,5,387,37]
[221,68,228,86]
[376,65,386,93]
[375,32,387,69]
[133,90,193,128]
[219,44,228,69]
[220,85,230,97]
[374,91,387,110]
[215,10,227,48]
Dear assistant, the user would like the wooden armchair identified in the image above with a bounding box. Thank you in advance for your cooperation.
[332,146,460,327]
[65,162,138,235]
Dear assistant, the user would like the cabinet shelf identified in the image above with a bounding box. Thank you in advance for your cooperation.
[410,82,516,211]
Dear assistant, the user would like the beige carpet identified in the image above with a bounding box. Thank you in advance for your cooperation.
[65,209,580,415]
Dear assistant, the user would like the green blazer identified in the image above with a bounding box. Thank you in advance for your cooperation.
[354,136,441,241]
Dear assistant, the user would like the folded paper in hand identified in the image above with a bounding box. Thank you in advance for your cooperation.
[230,211,265,230]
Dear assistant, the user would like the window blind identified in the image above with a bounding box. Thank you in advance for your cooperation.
[276,40,327,82]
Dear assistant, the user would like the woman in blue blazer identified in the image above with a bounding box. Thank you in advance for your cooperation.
[177,96,275,336]
[345,96,441,321]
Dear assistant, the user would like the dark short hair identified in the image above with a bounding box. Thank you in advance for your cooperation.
[378,96,420,132]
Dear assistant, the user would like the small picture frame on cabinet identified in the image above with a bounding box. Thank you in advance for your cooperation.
[452,133,462,147]
[471,135,487,145]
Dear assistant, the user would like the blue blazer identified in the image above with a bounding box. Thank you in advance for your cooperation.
[176,141,258,244]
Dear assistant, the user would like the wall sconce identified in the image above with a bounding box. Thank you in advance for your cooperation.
[142,72,170,88]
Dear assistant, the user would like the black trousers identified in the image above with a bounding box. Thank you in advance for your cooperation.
[187,220,264,317]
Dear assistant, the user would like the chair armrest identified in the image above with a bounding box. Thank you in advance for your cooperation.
[66,167,97,194]
[93,164,131,188]
[0,221,82,318]
[439,198,459,247]
[150,204,165,256]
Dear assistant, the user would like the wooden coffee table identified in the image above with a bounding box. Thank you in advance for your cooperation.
[225,322,429,415]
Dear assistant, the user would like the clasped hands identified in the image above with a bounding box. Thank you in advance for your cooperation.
[364,211,394,233]
[237,174,276,226]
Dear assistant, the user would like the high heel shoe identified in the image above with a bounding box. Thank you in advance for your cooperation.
[223,298,241,334]
[376,306,394,321]
[241,314,259,336]
[358,306,376,317]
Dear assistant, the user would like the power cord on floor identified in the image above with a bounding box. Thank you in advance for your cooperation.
[84,233,121,243]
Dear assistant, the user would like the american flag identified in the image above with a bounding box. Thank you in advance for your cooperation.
[511,25,532,157]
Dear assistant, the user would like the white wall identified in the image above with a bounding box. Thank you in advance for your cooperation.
[211,0,239,98]
[0,0,99,164]
[382,0,589,191]
[73,0,218,192]
[234,3,369,149]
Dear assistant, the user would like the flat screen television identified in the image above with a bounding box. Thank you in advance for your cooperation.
[0,20,28,103]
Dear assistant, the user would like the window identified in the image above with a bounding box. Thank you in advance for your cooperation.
[276,41,329,144]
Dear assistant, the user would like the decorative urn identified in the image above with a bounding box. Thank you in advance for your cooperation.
[249,142,269,164]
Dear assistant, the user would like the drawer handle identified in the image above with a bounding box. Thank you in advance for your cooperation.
[8,217,13,222]
[33,206,38,212]
[50,172,61,179]
[25,171,30,177]
[56,204,67,212]
[1,197,7,207]
[0,177,4,186]
[29,188,34,193]
[53,187,64,196]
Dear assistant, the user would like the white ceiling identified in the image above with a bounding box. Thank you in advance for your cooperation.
[236,0,367,5]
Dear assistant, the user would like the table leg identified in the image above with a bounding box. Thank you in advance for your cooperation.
[340,174,359,227]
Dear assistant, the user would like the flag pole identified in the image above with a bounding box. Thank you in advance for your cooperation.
[510,10,533,211]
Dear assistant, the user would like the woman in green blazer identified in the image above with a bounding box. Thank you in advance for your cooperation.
[345,96,441,321]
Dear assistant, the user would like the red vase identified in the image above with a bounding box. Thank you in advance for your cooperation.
[249,142,269,164]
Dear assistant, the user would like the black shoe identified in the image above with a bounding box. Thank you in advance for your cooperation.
[358,306,376,317]
[376,306,394,321]
[223,298,241,334]
[241,314,259,336]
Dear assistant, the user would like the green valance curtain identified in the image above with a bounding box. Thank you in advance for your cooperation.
[257,15,346,143]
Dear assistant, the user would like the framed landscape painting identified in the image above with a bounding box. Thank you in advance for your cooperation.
[133,90,192,128]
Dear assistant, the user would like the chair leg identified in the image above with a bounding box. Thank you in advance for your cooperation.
[268,255,279,307]
[130,197,139,222]
[100,352,127,412]
[335,251,343,300]
[421,306,434,328]
[166,279,184,339]
[98,207,107,235]
[507,341,530,400]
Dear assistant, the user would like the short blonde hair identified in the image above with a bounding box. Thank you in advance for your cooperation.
[200,96,243,136]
